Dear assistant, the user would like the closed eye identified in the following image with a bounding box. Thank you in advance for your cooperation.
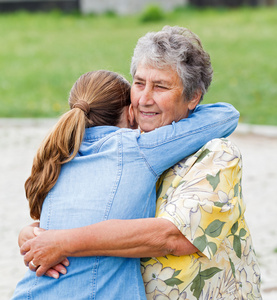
[156,85,168,90]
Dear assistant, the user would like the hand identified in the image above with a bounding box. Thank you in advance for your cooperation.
[21,229,69,278]
[28,257,69,279]
[18,222,39,247]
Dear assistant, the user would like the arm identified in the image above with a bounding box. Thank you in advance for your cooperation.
[155,138,244,259]
[140,102,239,175]
[22,218,198,277]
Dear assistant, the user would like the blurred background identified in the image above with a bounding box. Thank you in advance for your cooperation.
[0,0,276,299]
[0,0,276,124]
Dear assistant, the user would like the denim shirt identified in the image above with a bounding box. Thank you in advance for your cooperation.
[12,103,239,300]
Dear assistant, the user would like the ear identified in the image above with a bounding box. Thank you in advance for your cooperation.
[188,89,202,110]
[128,104,138,129]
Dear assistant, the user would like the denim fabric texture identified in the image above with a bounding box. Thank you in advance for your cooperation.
[12,103,239,300]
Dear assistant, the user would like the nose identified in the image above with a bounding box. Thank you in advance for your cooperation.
[139,87,154,106]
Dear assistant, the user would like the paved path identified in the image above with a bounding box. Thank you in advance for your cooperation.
[1,119,277,299]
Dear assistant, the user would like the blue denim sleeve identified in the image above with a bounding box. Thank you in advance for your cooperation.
[138,102,239,177]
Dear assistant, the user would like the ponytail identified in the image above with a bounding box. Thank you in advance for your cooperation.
[26,109,86,219]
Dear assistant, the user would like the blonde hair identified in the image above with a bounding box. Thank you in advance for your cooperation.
[26,70,131,219]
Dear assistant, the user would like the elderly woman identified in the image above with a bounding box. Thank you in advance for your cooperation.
[19,26,261,299]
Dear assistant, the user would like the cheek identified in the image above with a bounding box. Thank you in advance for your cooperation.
[159,101,175,118]
[131,90,139,108]
[130,87,136,101]
[159,100,188,123]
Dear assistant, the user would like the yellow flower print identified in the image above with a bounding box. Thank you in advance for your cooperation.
[143,262,175,294]
[143,139,262,300]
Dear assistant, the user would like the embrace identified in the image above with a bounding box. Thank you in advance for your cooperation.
[13,26,261,300]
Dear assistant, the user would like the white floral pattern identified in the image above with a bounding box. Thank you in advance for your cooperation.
[141,139,262,300]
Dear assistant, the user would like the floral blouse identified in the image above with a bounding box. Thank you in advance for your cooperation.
[141,138,262,300]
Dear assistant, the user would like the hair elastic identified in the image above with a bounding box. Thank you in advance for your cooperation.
[72,100,90,115]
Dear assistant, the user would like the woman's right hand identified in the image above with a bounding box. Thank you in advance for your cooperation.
[19,224,69,279]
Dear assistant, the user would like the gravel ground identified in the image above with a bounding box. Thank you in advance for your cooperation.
[1,119,277,299]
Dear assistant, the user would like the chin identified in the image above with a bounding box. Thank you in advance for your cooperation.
[141,126,155,133]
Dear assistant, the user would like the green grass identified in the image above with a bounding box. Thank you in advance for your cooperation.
[0,7,276,125]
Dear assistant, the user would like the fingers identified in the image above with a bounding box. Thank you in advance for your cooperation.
[51,263,67,276]
[25,255,69,279]
[35,262,68,278]
[23,248,33,267]
[45,269,60,279]
[29,260,38,269]
[24,254,69,279]
[19,225,44,251]
[61,258,70,267]
[20,240,31,256]
[31,221,40,228]
[34,227,45,236]
[44,262,70,279]
[36,261,69,278]
[35,264,48,277]
[27,260,66,279]
[18,226,36,248]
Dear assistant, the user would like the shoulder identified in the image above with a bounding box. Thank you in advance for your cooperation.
[200,138,241,156]
[179,138,242,179]
[191,138,242,166]
[158,138,242,189]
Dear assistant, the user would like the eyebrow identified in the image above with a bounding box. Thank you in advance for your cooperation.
[134,75,170,86]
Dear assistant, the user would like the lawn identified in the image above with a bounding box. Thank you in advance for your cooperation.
[0,6,276,125]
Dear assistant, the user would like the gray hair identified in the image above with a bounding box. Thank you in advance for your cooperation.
[130,26,213,102]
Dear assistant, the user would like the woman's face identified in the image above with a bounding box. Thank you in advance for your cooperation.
[131,64,197,132]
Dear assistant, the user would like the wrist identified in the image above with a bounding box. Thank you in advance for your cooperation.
[57,228,81,257]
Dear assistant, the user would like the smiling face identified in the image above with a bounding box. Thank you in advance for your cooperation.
[131,64,198,133]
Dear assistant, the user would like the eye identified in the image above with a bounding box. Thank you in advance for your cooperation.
[134,81,144,87]
[156,85,168,90]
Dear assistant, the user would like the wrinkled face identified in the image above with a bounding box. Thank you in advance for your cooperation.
[131,64,191,132]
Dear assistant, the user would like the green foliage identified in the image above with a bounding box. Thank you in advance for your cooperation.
[206,171,220,191]
[193,219,226,256]
[190,267,222,299]
[196,148,211,162]
[230,221,247,258]
[164,277,184,286]
[164,269,184,286]
[140,257,152,263]
[139,4,165,22]
[205,219,226,238]
[0,7,276,124]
